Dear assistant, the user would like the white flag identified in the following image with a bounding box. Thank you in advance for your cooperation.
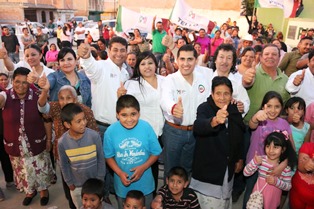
[169,0,210,31]
[255,0,294,18]
[116,6,154,33]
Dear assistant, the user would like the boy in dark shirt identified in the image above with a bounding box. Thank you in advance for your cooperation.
[151,166,200,209]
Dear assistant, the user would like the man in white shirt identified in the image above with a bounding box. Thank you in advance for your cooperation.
[78,36,129,134]
[286,50,314,107]
[75,22,86,47]
[160,44,211,178]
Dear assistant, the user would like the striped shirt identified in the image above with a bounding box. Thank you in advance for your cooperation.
[244,155,292,191]
[157,185,200,209]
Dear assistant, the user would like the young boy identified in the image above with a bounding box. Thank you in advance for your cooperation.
[124,190,146,209]
[104,95,162,209]
[151,166,200,209]
[58,103,106,209]
[80,178,114,209]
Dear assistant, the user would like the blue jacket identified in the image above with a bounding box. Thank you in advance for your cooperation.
[48,70,92,107]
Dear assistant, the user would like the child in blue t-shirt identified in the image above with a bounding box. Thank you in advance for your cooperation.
[104,95,162,209]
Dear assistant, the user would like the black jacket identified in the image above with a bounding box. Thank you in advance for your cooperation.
[192,96,245,185]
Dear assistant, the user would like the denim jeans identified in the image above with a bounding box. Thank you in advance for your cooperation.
[98,123,115,199]
[162,123,196,181]
[8,52,19,63]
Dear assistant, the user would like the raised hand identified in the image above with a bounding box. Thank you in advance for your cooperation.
[173,97,184,119]
[38,73,50,90]
[216,105,229,124]
[254,151,263,165]
[293,69,305,86]
[117,82,127,98]
[254,104,269,122]
[77,43,91,59]
[0,43,8,59]
[242,66,256,86]
[27,67,40,84]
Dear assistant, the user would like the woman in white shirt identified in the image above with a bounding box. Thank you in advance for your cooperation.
[123,51,164,194]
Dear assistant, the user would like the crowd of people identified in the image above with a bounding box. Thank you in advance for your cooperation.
[0,15,314,209]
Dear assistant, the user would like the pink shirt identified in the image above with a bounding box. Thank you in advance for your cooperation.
[210,37,224,57]
[246,118,292,164]
[195,36,211,54]
[45,50,59,62]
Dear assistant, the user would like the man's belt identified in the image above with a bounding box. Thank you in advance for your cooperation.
[166,121,193,131]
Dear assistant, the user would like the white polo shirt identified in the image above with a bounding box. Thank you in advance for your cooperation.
[286,68,314,107]
[160,67,211,126]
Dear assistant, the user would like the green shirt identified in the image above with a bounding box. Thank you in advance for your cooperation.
[244,65,290,123]
[278,50,302,77]
[152,29,166,54]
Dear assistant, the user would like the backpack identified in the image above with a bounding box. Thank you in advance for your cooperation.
[246,182,268,209]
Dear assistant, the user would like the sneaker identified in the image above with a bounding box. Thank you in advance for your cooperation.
[0,188,5,201]
[6,181,15,188]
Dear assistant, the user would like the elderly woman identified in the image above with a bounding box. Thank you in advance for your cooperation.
[290,142,314,209]
[190,76,245,209]
[0,44,54,76]
[38,80,98,209]
[0,67,54,206]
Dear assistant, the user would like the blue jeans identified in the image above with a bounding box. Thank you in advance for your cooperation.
[98,123,114,197]
[117,192,153,209]
[8,52,19,63]
[153,52,164,74]
[162,123,196,181]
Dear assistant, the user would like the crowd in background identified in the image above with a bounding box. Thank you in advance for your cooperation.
[0,15,314,209]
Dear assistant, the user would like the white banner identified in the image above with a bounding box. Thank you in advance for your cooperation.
[255,0,294,18]
[169,0,210,31]
[116,6,154,33]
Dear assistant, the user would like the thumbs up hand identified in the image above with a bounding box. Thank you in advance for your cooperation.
[27,67,40,84]
[173,97,184,119]
[77,43,91,59]
[254,104,269,122]
[38,73,50,90]
[242,66,256,86]
[293,69,305,86]
[254,151,263,165]
[216,105,229,124]
[117,81,127,98]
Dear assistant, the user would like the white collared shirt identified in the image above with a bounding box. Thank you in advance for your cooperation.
[160,68,210,126]
[125,75,165,136]
[286,68,314,107]
[14,61,54,76]
[80,56,129,124]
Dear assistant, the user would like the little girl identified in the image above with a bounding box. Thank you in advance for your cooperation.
[285,97,311,155]
[244,131,297,209]
[243,91,293,207]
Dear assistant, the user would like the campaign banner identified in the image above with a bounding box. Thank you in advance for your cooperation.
[169,0,210,32]
[116,5,154,33]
